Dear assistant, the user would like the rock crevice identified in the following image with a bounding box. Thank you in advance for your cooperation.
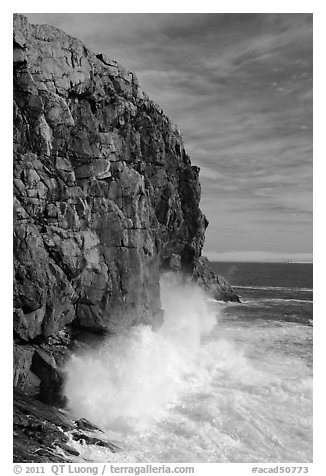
[13,14,239,403]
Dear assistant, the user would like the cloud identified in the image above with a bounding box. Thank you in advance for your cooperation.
[25,13,313,258]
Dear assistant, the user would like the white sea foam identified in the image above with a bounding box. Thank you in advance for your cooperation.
[240,298,313,305]
[234,285,313,292]
[63,273,312,462]
[64,273,218,431]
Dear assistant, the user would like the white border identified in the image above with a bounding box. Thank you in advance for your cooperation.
[2,2,323,473]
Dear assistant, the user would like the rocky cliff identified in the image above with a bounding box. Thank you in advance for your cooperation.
[13,14,239,406]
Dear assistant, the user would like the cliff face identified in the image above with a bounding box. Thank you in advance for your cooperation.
[13,14,238,403]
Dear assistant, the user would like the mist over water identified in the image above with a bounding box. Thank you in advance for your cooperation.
[64,274,218,431]
[64,271,312,463]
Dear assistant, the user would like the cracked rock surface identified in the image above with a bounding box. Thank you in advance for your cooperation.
[13,14,239,408]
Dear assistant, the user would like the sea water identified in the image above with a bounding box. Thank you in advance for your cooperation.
[63,263,313,463]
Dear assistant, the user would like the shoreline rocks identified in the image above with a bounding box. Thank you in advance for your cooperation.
[14,389,120,462]
[13,13,239,414]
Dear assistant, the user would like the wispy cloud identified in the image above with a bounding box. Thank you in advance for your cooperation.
[25,13,312,258]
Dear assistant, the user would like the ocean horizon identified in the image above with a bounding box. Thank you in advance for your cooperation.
[62,261,313,463]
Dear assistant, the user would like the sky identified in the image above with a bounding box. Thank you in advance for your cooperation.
[24,13,313,262]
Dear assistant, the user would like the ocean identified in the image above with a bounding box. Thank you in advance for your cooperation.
[64,262,313,463]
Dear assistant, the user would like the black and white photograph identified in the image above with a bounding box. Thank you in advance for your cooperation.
[12,9,313,468]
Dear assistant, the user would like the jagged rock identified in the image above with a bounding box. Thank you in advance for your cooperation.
[14,389,119,462]
[70,432,120,452]
[13,14,238,403]
[75,418,103,432]
[30,346,66,406]
[167,253,182,271]
[192,256,241,302]
[13,344,36,392]
[161,253,239,302]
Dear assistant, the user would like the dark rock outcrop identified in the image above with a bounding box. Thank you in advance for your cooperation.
[14,389,120,462]
[192,256,241,302]
[13,14,238,405]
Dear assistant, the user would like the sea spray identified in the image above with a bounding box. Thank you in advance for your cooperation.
[63,268,312,463]
[64,273,219,430]
[159,272,217,347]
